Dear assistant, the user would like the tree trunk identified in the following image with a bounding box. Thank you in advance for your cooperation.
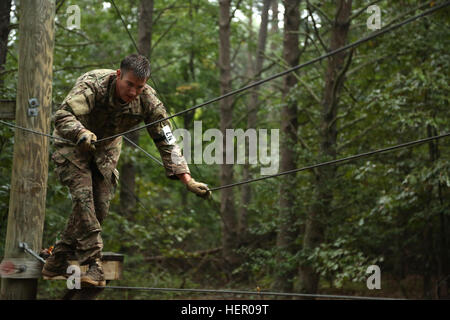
[180,0,198,211]
[298,0,352,296]
[138,0,153,57]
[270,0,279,45]
[219,0,239,275]
[119,0,153,218]
[0,0,12,89]
[273,0,301,293]
[267,0,281,125]
[240,0,271,244]
[426,123,448,298]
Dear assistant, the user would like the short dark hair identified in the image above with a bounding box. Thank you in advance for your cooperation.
[120,54,151,79]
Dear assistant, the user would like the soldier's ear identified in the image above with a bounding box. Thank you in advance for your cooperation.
[116,69,121,79]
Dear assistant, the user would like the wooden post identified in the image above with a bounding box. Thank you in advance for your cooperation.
[0,0,55,300]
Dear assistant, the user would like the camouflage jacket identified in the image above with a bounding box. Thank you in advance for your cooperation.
[52,69,190,181]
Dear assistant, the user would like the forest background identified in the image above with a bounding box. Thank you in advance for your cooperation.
[0,0,449,299]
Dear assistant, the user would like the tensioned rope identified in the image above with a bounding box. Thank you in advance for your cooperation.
[2,118,448,192]
[93,1,450,194]
[108,0,222,226]
[0,119,74,144]
[1,3,447,148]
[13,238,399,300]
[1,3,448,191]
[109,0,181,130]
[208,132,450,191]
[110,0,210,180]
[123,135,163,166]
[1,2,444,302]
[94,0,450,143]
[97,284,402,300]
[109,0,211,185]
[110,0,140,55]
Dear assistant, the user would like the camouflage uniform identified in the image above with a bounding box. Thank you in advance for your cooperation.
[51,69,190,265]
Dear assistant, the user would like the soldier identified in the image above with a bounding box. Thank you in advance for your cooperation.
[42,54,211,286]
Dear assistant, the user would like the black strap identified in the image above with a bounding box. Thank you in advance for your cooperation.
[152,134,166,143]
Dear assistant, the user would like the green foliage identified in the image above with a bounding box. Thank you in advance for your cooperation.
[302,237,383,289]
[0,1,448,299]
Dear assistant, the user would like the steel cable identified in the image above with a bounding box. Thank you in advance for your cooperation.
[94,1,450,143]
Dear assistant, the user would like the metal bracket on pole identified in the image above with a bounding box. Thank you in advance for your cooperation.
[0,243,44,279]
[19,242,45,264]
[27,98,39,117]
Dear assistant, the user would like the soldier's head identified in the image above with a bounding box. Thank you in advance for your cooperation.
[116,54,151,103]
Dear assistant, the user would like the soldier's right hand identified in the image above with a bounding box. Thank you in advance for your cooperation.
[76,129,97,153]
[186,178,212,199]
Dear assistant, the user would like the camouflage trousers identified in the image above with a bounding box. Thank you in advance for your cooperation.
[51,150,117,265]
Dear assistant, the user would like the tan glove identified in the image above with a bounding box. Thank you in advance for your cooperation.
[76,129,97,153]
[186,178,211,199]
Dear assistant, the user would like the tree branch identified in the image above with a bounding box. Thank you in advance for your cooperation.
[305,0,332,25]
[298,77,321,105]
[0,68,17,76]
[55,21,93,42]
[55,0,67,14]
[229,0,244,24]
[55,41,100,47]
[348,0,384,22]
[144,247,222,261]
[306,2,329,52]
[53,61,120,73]
[329,48,354,117]
[151,19,178,54]
[382,1,431,29]
[337,122,378,152]
[152,55,186,74]
[339,115,368,132]
[152,1,181,26]
[8,23,18,31]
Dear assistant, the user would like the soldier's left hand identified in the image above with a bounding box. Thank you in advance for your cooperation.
[186,178,211,199]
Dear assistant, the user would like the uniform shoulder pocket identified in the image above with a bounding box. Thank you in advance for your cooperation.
[66,87,95,116]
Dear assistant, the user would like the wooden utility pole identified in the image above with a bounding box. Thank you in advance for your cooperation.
[0,0,55,300]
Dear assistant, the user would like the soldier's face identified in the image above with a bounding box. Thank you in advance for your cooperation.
[116,69,147,103]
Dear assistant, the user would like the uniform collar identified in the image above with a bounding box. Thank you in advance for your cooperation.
[109,75,130,110]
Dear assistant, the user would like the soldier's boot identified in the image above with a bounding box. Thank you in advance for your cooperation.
[80,258,106,287]
[42,253,70,278]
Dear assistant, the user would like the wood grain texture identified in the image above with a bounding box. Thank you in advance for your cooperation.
[0,258,43,279]
[42,260,123,281]
[1,0,55,300]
